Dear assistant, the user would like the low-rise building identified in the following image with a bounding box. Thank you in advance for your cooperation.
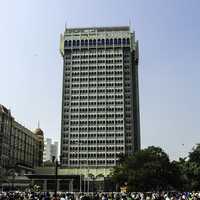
[0,104,44,176]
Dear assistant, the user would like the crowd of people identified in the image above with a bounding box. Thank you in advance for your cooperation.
[0,192,200,200]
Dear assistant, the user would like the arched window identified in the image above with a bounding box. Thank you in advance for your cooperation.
[81,40,84,46]
[76,40,80,46]
[102,39,105,45]
[64,40,68,47]
[123,38,126,45]
[89,39,92,45]
[114,38,117,45]
[68,40,71,47]
[73,40,76,46]
[127,38,130,44]
[85,39,88,46]
[118,38,121,45]
[110,39,113,45]
[97,39,101,45]
[93,39,96,45]
[106,39,109,45]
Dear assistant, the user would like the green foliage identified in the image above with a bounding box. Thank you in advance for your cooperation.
[111,146,182,191]
[189,144,200,164]
[184,144,200,190]
[111,144,200,191]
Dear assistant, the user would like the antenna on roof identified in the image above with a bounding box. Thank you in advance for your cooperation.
[65,21,68,29]
[38,120,40,129]
[129,18,131,29]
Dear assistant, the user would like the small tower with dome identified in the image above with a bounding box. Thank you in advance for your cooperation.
[34,122,44,167]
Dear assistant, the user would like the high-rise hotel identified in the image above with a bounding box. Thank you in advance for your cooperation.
[60,26,140,168]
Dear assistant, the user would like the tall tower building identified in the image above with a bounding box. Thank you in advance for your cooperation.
[43,138,52,162]
[60,26,140,168]
[43,138,59,162]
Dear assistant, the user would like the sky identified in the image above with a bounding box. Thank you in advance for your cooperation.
[0,0,200,160]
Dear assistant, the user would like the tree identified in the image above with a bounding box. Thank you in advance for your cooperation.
[111,146,182,191]
[183,144,200,190]
[189,144,200,164]
[172,158,189,191]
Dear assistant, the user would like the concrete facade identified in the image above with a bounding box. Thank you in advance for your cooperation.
[60,26,140,169]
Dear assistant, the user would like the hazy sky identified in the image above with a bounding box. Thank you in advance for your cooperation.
[0,0,200,160]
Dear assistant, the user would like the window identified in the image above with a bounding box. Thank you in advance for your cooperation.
[97,39,101,45]
[123,38,126,45]
[127,38,130,44]
[118,38,121,45]
[64,40,68,47]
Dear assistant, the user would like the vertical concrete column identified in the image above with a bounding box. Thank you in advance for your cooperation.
[69,179,73,192]
[69,180,71,192]
[87,179,90,193]
[71,179,74,192]
[84,177,86,193]
[43,179,47,191]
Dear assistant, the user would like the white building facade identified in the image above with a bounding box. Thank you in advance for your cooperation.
[60,26,140,168]
[43,138,58,162]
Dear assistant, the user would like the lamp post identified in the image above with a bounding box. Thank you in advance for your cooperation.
[52,156,59,199]
[0,166,3,191]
